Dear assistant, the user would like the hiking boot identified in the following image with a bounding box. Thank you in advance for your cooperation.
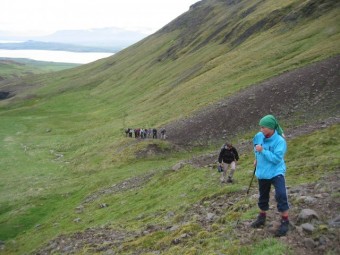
[227,177,233,183]
[251,214,266,228]
[275,220,289,237]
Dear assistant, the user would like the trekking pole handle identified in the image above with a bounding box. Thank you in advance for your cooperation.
[247,167,256,194]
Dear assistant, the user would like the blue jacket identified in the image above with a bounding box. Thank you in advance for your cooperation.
[253,131,287,179]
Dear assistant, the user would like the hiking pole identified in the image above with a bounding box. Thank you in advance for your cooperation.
[247,168,256,194]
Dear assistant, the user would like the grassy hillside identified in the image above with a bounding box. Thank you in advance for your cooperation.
[0,58,79,79]
[0,0,339,254]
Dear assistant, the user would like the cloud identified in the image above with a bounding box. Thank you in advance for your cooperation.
[1,0,199,35]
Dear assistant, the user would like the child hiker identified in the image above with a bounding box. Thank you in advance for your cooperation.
[251,114,289,237]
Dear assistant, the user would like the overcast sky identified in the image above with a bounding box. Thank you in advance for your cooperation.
[1,0,200,36]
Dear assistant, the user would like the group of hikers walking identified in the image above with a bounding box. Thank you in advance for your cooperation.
[125,128,166,139]
[217,114,289,237]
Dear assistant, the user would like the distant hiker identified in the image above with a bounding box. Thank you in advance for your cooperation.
[125,128,130,137]
[218,142,239,183]
[134,128,140,138]
[251,114,289,237]
[147,128,152,138]
[160,128,166,139]
[129,129,133,137]
[141,128,147,139]
[152,128,157,139]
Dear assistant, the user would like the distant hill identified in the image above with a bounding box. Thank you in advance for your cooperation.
[0,27,149,52]
[0,40,116,53]
[42,27,149,48]
[0,57,79,80]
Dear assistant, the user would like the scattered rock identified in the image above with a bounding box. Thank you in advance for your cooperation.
[206,213,216,222]
[180,233,190,238]
[297,209,319,223]
[304,238,316,249]
[165,211,175,219]
[301,223,315,233]
[172,162,185,171]
[172,238,181,245]
[75,205,84,214]
[299,196,317,204]
[168,225,180,232]
[329,215,340,228]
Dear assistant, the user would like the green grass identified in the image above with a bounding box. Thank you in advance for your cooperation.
[1,123,339,254]
[286,124,340,185]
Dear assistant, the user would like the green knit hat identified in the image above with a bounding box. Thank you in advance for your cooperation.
[259,115,284,136]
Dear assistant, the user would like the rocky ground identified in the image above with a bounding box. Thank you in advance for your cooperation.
[34,168,340,255]
[186,169,340,255]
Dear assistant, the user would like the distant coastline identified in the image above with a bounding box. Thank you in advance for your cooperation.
[0,49,114,64]
[0,27,146,64]
[0,40,117,53]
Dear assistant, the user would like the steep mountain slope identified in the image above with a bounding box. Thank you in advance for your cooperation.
[1,0,339,128]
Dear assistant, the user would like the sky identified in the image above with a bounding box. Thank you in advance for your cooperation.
[1,0,200,36]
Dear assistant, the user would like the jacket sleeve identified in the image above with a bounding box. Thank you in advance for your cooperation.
[218,149,224,163]
[233,148,239,161]
[253,132,265,158]
[253,132,265,146]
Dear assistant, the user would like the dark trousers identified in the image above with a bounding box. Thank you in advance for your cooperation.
[257,174,289,212]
